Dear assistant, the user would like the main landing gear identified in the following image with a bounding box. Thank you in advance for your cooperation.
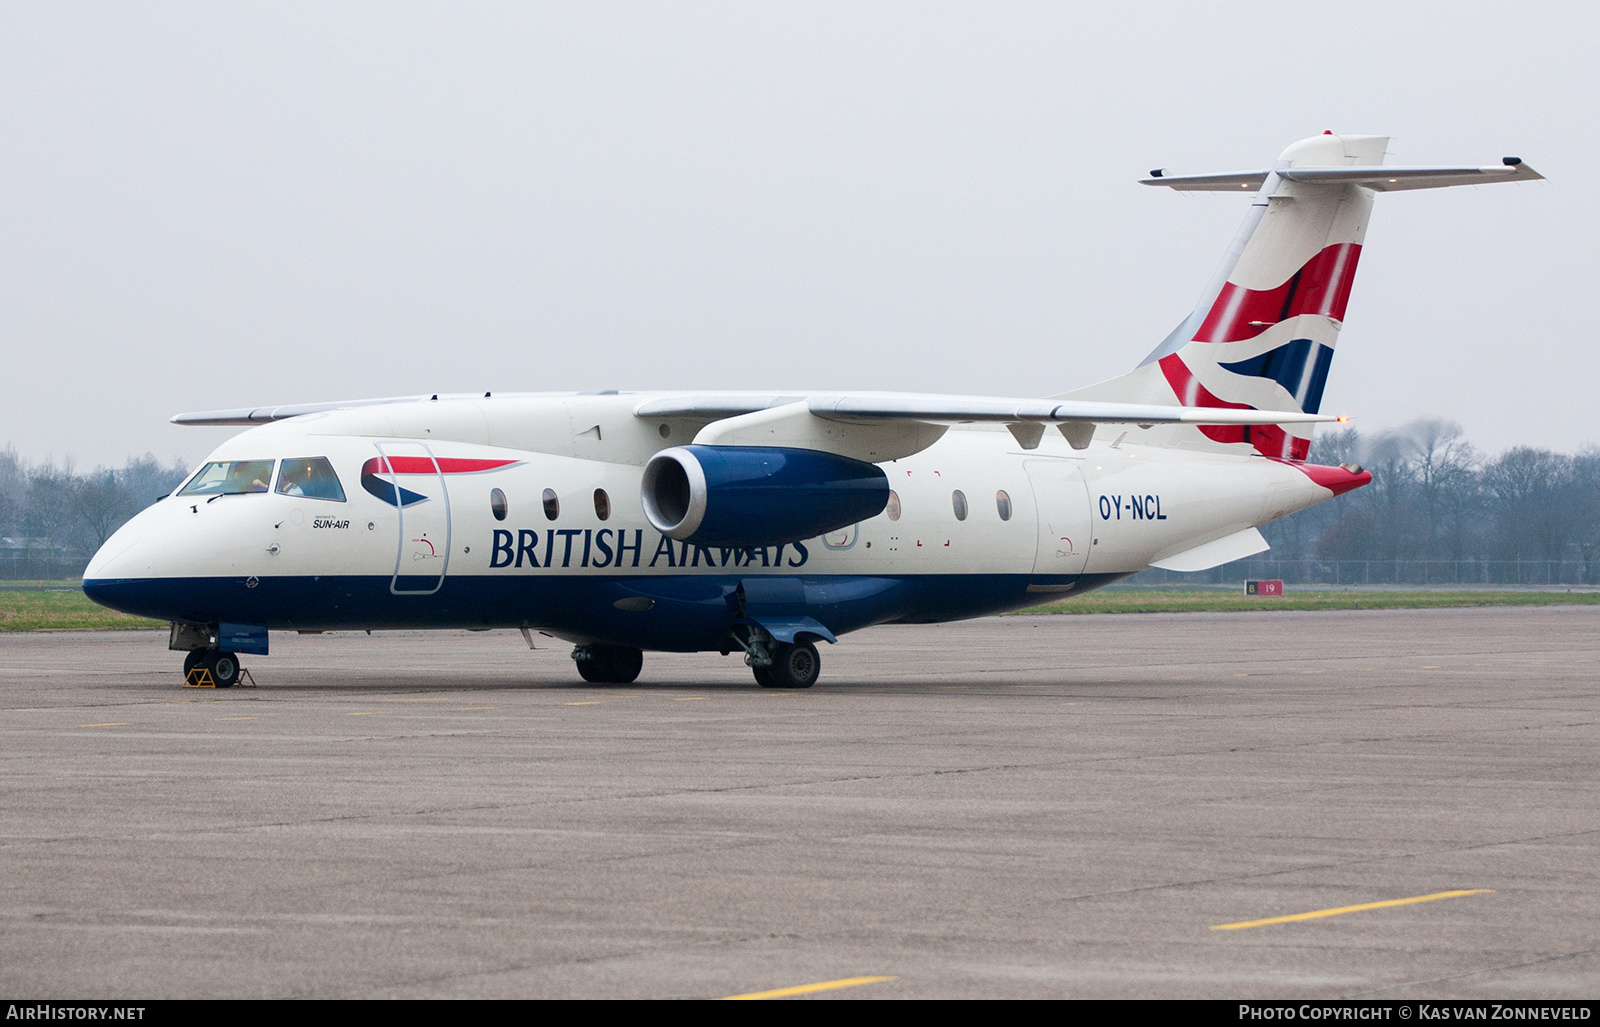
[572,643,644,684]
[729,623,823,689]
[748,638,820,689]
[182,648,242,688]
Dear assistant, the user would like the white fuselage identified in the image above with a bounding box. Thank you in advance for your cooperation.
[84,393,1356,650]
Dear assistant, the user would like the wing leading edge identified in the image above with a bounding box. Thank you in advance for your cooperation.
[637,392,1339,427]
[642,393,1341,458]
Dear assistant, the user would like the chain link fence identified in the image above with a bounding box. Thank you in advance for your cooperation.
[0,553,88,580]
[1129,559,1600,587]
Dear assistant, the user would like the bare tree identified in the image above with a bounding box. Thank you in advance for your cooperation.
[76,471,135,548]
[0,446,24,538]
[1482,447,1574,564]
[23,461,83,556]
[1356,428,1419,564]
[118,454,191,510]
[1309,427,1362,468]
[1400,419,1478,561]
[1570,448,1600,583]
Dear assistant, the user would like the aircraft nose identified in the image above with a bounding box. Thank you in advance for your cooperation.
[81,506,170,617]
[84,535,142,581]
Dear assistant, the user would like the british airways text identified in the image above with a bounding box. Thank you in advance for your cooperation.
[489,528,809,570]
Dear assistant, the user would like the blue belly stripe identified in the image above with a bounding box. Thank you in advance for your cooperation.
[83,572,1127,652]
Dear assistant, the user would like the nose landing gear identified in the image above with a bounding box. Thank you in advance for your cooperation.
[182,649,242,688]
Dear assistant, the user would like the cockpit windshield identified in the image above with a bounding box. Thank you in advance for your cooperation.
[275,457,346,502]
[176,460,276,497]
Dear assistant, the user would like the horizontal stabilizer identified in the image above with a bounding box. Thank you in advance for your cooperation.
[1140,169,1269,191]
[1142,161,1543,192]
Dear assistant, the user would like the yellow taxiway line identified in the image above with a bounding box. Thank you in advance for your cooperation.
[721,975,896,1000]
[1212,889,1495,931]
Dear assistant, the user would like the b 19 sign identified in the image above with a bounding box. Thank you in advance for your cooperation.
[1246,580,1284,596]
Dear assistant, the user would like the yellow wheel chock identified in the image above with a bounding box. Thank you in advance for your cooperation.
[182,667,257,688]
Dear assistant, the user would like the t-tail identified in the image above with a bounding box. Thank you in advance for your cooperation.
[1061,132,1542,460]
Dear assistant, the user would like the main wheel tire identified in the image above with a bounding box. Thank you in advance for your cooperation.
[575,644,644,684]
[766,640,820,689]
[602,645,643,684]
[183,649,207,677]
[206,651,241,689]
[752,664,777,688]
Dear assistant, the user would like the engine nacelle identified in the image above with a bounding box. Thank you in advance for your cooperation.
[640,445,889,548]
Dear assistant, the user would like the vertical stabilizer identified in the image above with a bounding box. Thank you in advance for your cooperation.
[1064,133,1387,460]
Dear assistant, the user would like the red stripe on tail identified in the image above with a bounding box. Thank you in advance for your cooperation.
[1194,243,1362,343]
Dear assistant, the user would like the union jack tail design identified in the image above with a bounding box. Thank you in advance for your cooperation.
[1065,133,1387,460]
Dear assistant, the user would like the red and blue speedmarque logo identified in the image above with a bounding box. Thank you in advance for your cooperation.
[359,457,518,507]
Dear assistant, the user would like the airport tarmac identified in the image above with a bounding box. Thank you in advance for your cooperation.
[1,606,1597,999]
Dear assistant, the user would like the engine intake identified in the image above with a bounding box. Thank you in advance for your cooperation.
[640,446,889,548]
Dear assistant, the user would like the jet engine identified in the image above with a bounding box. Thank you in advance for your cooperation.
[640,445,889,548]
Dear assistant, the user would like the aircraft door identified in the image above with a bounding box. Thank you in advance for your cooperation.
[1023,459,1092,578]
[373,441,452,595]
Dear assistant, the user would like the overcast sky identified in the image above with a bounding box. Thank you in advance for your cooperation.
[1,2,1593,470]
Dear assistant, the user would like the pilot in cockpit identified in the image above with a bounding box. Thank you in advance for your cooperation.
[226,463,270,494]
[279,462,312,497]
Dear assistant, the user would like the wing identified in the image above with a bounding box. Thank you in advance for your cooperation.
[171,395,440,426]
[172,389,1342,463]
[636,392,1337,426]
[169,391,571,426]
[638,392,1340,459]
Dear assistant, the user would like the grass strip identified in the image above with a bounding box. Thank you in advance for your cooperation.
[0,580,89,591]
[0,590,164,631]
[4,584,1598,631]
[1022,588,1600,615]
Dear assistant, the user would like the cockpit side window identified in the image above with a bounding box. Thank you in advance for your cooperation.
[275,457,347,502]
[177,460,276,497]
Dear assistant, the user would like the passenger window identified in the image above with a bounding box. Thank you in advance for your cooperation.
[490,488,508,521]
[178,460,276,497]
[996,490,1013,521]
[593,488,611,521]
[543,488,560,520]
[885,490,901,521]
[275,458,347,502]
[952,490,968,521]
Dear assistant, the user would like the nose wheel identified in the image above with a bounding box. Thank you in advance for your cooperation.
[182,650,241,688]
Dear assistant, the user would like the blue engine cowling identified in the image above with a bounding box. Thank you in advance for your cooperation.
[640,446,889,548]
